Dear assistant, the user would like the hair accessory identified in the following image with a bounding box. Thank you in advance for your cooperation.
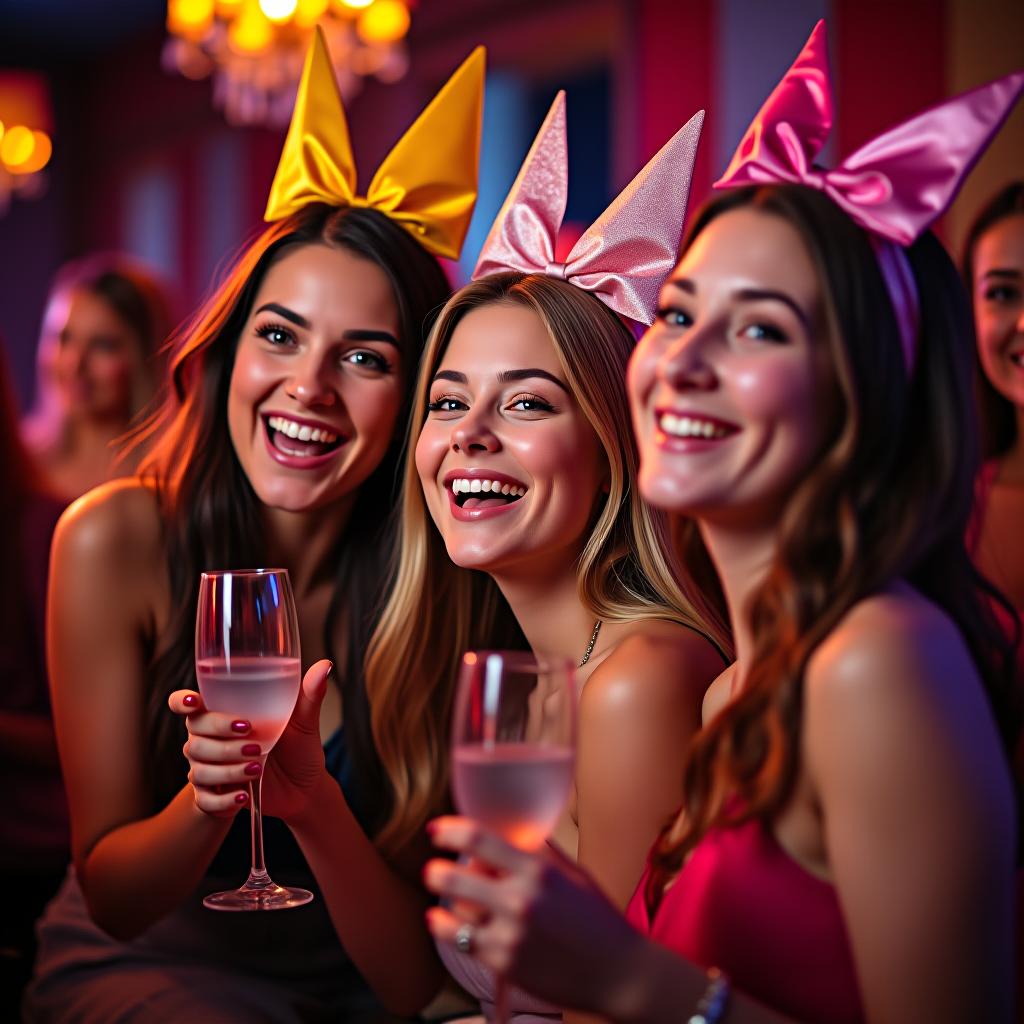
[714,19,1023,370]
[473,92,704,326]
[264,27,485,260]
[687,966,730,1024]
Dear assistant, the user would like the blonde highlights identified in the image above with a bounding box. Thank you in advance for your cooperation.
[366,272,730,854]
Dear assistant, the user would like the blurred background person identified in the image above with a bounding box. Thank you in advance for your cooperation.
[21,255,172,501]
[0,338,67,1016]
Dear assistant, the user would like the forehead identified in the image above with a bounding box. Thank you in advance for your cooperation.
[254,243,399,330]
[64,288,132,333]
[677,207,820,306]
[974,213,1024,273]
[439,301,561,375]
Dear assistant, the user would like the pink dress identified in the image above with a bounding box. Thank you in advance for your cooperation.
[626,816,864,1024]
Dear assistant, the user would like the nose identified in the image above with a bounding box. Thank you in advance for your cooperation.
[657,328,718,392]
[451,405,500,454]
[285,352,336,408]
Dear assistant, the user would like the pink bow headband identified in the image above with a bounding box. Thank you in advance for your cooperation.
[474,91,704,326]
[714,20,1023,371]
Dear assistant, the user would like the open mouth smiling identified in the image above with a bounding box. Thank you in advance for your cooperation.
[262,412,347,464]
[443,469,529,519]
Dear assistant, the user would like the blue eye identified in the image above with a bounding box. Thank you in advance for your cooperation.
[742,322,787,343]
[656,306,691,328]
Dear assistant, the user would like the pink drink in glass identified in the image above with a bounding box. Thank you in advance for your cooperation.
[196,656,301,752]
[452,743,574,850]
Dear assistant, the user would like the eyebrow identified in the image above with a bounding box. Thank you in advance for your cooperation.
[255,303,399,347]
[665,278,811,330]
[431,368,570,393]
[980,268,1022,281]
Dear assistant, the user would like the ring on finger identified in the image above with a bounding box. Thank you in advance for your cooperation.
[454,922,475,955]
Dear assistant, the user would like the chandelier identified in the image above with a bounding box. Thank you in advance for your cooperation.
[163,0,413,127]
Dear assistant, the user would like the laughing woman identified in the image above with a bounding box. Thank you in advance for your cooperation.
[424,28,1022,1024]
[365,95,729,1021]
[26,34,484,1023]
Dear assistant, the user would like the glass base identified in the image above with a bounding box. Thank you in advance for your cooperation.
[203,881,313,912]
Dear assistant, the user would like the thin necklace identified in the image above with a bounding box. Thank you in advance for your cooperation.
[579,620,603,667]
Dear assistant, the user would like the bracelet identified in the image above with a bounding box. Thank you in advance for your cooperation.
[687,966,730,1024]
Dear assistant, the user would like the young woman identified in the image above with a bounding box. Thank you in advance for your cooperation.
[964,182,1024,685]
[424,28,1021,1024]
[366,95,729,1022]
[26,34,484,1022]
[22,255,172,501]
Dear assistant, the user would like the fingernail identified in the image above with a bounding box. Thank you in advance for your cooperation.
[231,720,250,734]
[244,761,262,776]
[241,743,261,756]
[183,694,199,708]
[234,791,249,804]
[325,661,333,677]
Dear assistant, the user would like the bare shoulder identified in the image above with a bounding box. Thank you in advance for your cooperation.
[581,621,722,718]
[52,479,166,608]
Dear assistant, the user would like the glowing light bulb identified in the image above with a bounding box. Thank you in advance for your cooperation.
[229,3,274,52]
[335,0,374,11]
[357,0,409,44]
[258,0,298,22]
[1,125,35,169]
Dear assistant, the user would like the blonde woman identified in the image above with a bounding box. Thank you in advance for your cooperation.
[365,96,729,1021]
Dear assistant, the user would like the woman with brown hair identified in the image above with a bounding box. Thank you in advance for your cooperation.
[424,26,1022,1024]
[367,94,728,1022]
[26,34,485,1022]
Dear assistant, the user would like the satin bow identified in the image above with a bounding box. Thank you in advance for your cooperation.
[715,20,1023,247]
[474,91,704,326]
[265,27,485,261]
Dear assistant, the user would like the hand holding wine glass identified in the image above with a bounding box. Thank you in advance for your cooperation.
[446,650,577,1022]
[193,568,313,911]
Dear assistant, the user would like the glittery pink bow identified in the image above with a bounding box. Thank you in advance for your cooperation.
[714,20,1023,369]
[474,91,704,326]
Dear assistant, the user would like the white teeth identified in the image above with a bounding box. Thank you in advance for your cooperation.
[658,413,730,439]
[267,416,339,445]
[450,478,527,498]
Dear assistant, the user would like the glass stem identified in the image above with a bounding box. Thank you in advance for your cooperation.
[493,975,510,1024]
[246,775,271,887]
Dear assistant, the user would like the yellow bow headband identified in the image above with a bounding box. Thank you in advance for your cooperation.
[265,27,485,261]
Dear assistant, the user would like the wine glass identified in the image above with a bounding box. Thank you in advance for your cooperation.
[451,650,577,1022]
[195,569,313,911]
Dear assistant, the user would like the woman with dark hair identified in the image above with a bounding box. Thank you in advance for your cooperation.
[22,254,172,501]
[963,182,1024,686]
[424,27,1021,1024]
[26,33,484,1022]
[0,341,67,1014]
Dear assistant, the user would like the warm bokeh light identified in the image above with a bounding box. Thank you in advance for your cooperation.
[295,0,329,25]
[1,125,35,169]
[0,121,4,143]
[259,0,298,22]
[168,0,215,38]
[228,2,273,52]
[334,0,374,11]
[14,131,52,175]
[357,1,409,44]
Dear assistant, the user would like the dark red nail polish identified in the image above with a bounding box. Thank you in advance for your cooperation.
[183,694,198,708]
[234,791,249,804]
[241,743,261,756]
[231,720,250,734]
[244,761,262,776]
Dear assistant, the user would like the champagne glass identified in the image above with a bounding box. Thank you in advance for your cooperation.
[195,569,313,911]
[451,650,577,1022]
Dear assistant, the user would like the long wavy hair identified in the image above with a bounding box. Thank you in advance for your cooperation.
[961,181,1024,460]
[647,185,1019,909]
[136,203,450,825]
[365,271,733,855]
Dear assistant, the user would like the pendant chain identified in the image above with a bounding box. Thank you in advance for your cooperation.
[578,619,603,668]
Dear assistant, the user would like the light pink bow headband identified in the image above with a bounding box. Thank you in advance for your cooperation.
[714,20,1024,371]
[474,91,704,326]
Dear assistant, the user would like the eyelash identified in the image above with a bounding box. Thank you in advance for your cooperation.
[656,307,788,344]
[255,323,392,372]
[656,306,691,328]
[425,393,557,414]
[984,285,1020,303]
[741,323,788,344]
